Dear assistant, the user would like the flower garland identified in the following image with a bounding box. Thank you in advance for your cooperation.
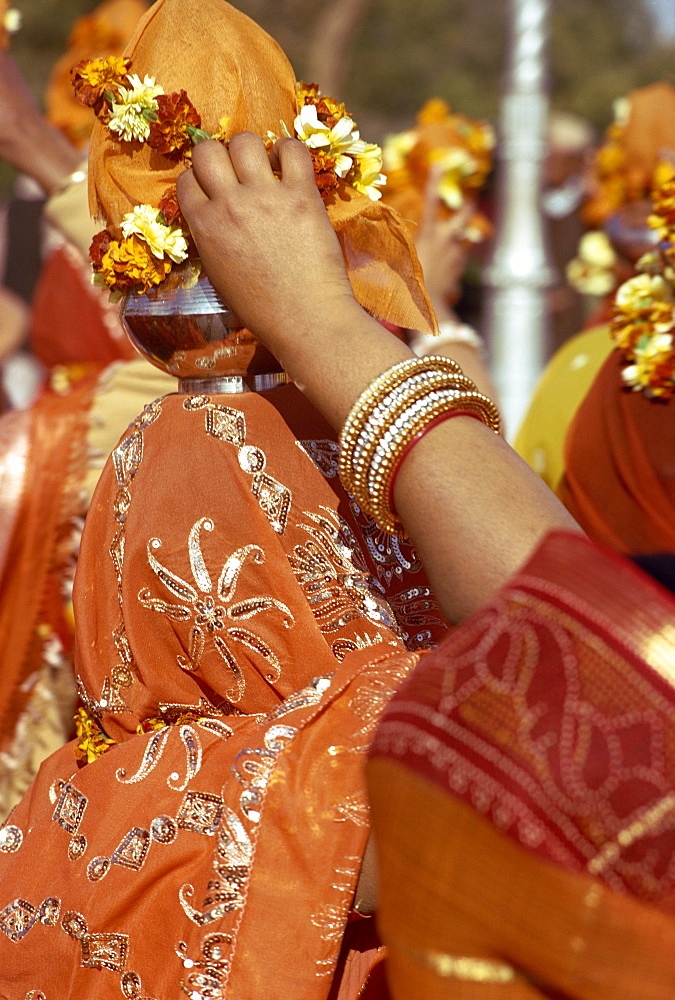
[72,59,385,297]
[610,165,675,399]
[74,705,209,763]
[381,98,494,240]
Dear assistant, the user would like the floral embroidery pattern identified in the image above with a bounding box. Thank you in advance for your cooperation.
[138,517,294,701]
[290,507,400,638]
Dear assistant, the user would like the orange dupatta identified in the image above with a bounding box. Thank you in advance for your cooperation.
[0,385,446,998]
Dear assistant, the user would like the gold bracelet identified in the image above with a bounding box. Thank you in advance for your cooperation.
[346,372,477,502]
[339,356,470,492]
[339,358,500,534]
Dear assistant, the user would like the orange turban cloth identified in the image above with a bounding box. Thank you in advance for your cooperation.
[45,0,149,148]
[621,82,675,197]
[558,350,675,554]
[88,0,437,334]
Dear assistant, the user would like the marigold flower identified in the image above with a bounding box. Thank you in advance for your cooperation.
[108,73,164,142]
[147,90,203,160]
[622,332,675,398]
[308,149,340,198]
[121,204,188,263]
[96,234,173,293]
[158,186,185,228]
[297,81,347,128]
[73,707,116,763]
[648,164,675,242]
[72,55,132,111]
[89,229,113,269]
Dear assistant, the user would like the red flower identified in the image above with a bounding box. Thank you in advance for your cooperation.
[147,90,202,161]
[71,56,131,116]
[89,229,113,269]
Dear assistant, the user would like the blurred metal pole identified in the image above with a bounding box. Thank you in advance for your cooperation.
[483,0,556,440]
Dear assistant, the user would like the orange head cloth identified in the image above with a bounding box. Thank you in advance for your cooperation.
[620,82,675,197]
[46,0,149,149]
[87,0,437,334]
[558,349,675,555]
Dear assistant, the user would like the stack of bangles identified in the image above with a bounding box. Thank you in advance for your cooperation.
[338,356,501,535]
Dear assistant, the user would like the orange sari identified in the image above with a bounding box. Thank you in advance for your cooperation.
[0,385,446,998]
[368,531,675,998]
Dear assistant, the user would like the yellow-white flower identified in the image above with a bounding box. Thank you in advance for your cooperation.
[350,142,386,201]
[433,147,479,210]
[578,231,617,269]
[121,204,188,263]
[615,273,673,313]
[382,129,416,173]
[622,332,674,389]
[3,8,20,33]
[109,74,164,142]
[294,105,366,177]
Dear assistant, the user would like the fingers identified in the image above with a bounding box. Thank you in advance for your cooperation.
[269,137,316,187]
[228,131,276,185]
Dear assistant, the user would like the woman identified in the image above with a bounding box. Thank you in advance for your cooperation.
[174,132,675,998]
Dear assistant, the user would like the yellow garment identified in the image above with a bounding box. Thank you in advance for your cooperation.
[513,324,614,491]
[83,357,175,504]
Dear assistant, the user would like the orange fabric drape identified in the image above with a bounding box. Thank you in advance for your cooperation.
[0,386,446,998]
[558,350,675,554]
[30,244,136,368]
[368,531,675,999]
[0,373,101,814]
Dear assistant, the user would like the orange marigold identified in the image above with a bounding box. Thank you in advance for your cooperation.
[147,90,202,161]
[158,185,184,227]
[95,233,172,293]
[309,148,340,199]
[89,229,113,269]
[648,168,675,242]
[71,55,131,112]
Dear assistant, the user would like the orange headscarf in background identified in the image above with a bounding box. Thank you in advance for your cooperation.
[558,350,675,554]
[87,0,437,336]
[582,81,675,229]
[45,0,149,149]
[379,98,493,240]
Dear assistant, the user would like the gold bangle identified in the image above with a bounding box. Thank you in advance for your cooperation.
[339,357,501,534]
[339,356,470,492]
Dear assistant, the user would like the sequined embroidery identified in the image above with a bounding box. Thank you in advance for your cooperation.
[312,857,362,978]
[138,519,294,698]
[52,781,88,834]
[290,507,400,638]
[0,825,23,853]
[184,396,293,534]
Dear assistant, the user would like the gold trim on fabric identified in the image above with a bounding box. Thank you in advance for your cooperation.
[636,623,675,688]
[390,936,517,982]
[588,792,675,875]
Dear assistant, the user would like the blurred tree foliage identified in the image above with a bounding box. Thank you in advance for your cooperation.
[2,0,674,190]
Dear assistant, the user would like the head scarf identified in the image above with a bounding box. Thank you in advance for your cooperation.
[558,349,675,554]
[88,0,436,334]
